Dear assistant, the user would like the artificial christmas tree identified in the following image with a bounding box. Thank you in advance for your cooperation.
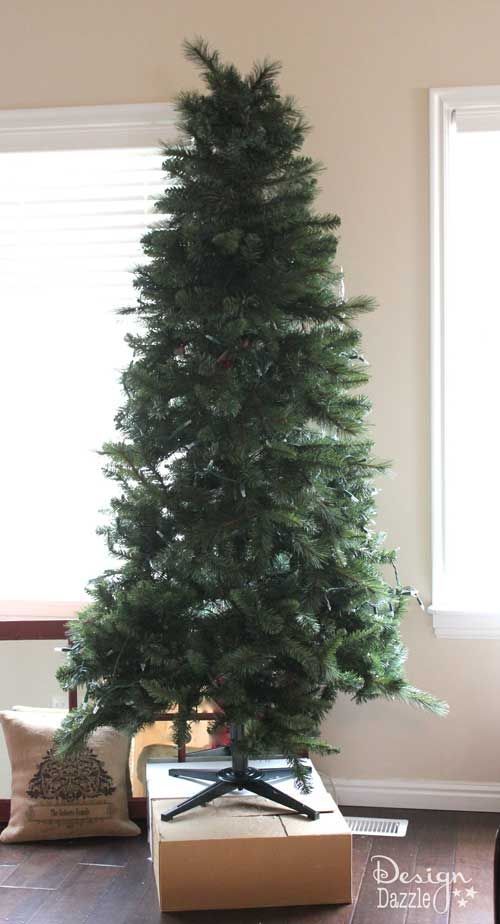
[57,40,445,811]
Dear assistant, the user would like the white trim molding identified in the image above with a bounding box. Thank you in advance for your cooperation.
[429,607,500,640]
[0,102,177,152]
[335,777,500,812]
[429,85,500,640]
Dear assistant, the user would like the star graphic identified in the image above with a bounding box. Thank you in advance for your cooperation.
[458,897,468,908]
[452,889,462,897]
[465,887,478,899]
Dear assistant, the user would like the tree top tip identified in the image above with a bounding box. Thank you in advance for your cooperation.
[182,36,282,92]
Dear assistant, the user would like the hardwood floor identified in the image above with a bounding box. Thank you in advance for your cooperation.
[0,807,498,923]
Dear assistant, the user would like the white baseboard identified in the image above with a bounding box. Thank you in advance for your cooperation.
[334,777,500,813]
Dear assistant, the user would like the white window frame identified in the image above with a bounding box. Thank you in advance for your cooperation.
[429,85,500,639]
[0,102,177,620]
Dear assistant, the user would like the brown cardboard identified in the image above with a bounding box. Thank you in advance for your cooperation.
[151,794,352,912]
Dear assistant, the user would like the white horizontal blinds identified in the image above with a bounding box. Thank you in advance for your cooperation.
[0,145,166,602]
[442,117,500,612]
[454,107,500,132]
[0,147,166,293]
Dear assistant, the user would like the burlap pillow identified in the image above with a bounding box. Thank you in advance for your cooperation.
[0,709,140,842]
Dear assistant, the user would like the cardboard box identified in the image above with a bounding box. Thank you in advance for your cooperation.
[150,787,352,912]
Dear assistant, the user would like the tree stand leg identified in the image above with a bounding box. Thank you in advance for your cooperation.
[161,724,319,822]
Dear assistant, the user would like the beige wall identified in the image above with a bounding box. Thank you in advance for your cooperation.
[2,0,500,785]
[0,641,67,795]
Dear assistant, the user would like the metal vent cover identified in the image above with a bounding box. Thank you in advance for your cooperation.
[345,816,408,837]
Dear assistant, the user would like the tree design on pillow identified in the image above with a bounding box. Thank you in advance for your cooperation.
[27,746,116,802]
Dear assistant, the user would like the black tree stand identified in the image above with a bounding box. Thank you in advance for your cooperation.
[161,724,320,822]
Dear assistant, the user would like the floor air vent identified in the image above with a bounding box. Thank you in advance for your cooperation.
[345,816,408,837]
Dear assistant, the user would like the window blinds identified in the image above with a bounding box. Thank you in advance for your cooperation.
[439,115,500,612]
[454,106,500,132]
[0,146,166,294]
[0,146,165,602]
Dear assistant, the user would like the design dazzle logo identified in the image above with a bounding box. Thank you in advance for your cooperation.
[372,855,478,914]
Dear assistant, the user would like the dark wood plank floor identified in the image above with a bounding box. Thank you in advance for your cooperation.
[0,807,498,923]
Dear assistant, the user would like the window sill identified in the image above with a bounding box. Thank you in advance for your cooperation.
[429,606,500,639]
[0,602,81,640]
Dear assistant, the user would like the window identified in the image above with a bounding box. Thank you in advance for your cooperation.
[0,104,176,616]
[430,86,500,638]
